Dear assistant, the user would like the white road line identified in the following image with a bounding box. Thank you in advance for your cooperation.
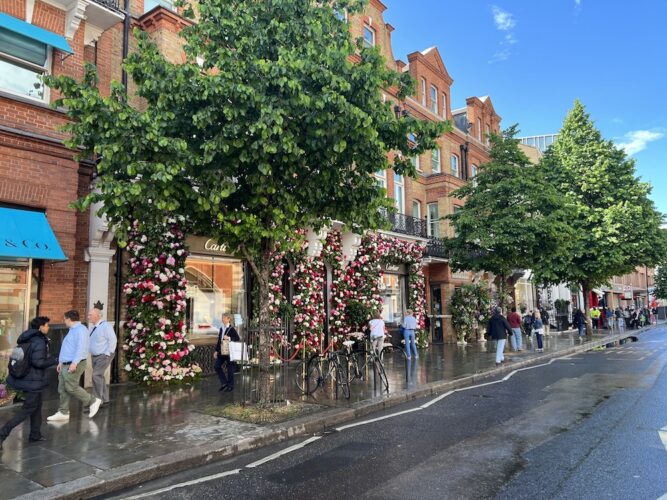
[245,436,322,468]
[419,390,455,409]
[335,408,422,432]
[123,468,242,499]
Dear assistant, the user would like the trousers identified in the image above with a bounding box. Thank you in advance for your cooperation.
[58,360,94,414]
[215,356,235,388]
[0,391,43,440]
[91,354,114,403]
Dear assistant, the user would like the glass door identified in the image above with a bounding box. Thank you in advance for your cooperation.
[0,261,30,354]
[431,285,443,343]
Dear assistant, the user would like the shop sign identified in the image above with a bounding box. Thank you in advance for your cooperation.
[382,263,407,275]
[186,236,234,257]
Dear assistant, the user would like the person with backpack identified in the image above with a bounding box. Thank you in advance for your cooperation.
[540,307,551,336]
[573,308,586,340]
[0,317,58,450]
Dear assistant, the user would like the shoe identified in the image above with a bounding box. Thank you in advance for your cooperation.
[414,355,419,359]
[495,362,501,366]
[406,356,411,360]
[224,386,234,392]
[28,436,46,443]
[219,385,228,392]
[47,411,69,422]
[89,398,102,418]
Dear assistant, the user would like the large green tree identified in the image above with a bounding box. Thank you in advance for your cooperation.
[46,0,444,401]
[446,126,572,307]
[655,266,667,301]
[534,101,666,334]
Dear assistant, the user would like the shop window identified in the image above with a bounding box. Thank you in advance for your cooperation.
[185,256,246,339]
[0,262,30,353]
[0,27,49,101]
[379,274,405,324]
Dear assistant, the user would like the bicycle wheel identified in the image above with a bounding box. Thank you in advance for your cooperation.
[345,350,364,383]
[374,358,389,393]
[335,357,351,399]
[304,355,323,395]
[294,359,310,394]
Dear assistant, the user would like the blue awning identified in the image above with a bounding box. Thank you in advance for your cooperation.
[0,207,67,261]
[0,12,73,54]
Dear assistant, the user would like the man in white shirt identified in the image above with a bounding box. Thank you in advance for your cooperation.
[368,311,386,357]
[88,307,117,406]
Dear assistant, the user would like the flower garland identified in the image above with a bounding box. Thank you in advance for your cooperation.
[450,281,493,344]
[123,218,201,383]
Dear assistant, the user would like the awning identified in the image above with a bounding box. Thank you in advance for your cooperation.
[0,207,67,260]
[0,12,73,54]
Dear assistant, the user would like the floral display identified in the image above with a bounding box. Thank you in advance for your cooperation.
[123,218,201,383]
[450,281,493,344]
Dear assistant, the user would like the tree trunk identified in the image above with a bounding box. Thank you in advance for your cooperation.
[256,244,273,405]
[581,282,593,337]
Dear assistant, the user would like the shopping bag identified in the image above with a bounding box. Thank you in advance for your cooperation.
[221,339,230,356]
[229,341,247,362]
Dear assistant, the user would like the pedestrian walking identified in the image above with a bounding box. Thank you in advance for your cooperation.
[507,307,523,352]
[88,307,117,407]
[401,309,418,360]
[368,311,386,358]
[574,308,586,340]
[47,310,102,422]
[533,311,545,352]
[522,311,534,338]
[0,317,58,450]
[486,307,513,366]
[540,307,551,336]
[591,307,601,330]
[214,314,239,392]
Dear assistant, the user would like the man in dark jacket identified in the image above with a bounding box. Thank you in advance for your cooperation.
[486,308,513,366]
[214,314,240,392]
[0,317,58,450]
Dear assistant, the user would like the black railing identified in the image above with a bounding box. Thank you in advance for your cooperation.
[379,209,427,238]
[425,237,449,259]
[91,0,123,13]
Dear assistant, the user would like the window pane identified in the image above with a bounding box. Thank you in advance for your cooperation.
[450,155,458,177]
[428,203,439,238]
[394,185,404,213]
[411,155,420,170]
[185,257,246,338]
[0,27,47,65]
[412,201,421,219]
[0,58,45,99]
[363,26,375,47]
[380,274,404,324]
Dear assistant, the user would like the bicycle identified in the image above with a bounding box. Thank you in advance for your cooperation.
[367,341,389,393]
[297,344,350,399]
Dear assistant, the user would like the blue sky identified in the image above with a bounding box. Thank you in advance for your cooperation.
[383,1,667,215]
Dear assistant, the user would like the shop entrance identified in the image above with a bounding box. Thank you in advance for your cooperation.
[430,284,443,343]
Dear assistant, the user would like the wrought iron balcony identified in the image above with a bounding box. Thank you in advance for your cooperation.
[379,209,427,239]
[425,237,450,259]
[91,0,123,13]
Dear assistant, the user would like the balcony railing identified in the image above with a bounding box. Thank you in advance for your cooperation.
[425,237,449,259]
[92,0,123,13]
[379,209,427,239]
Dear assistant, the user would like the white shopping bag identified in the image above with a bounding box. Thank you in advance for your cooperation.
[229,341,247,362]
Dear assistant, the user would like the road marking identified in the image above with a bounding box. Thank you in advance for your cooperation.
[245,436,322,468]
[123,468,242,499]
[335,408,422,432]
[419,391,455,409]
[659,425,667,452]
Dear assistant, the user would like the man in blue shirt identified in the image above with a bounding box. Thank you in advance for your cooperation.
[88,307,117,405]
[47,310,102,422]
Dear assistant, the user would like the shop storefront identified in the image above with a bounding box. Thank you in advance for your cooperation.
[379,263,408,346]
[0,207,66,355]
[184,237,247,344]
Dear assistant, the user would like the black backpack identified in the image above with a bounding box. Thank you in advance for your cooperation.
[8,342,32,379]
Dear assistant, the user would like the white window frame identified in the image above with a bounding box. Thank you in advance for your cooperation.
[431,148,441,173]
[427,203,439,238]
[374,169,387,189]
[0,48,51,103]
[477,119,482,141]
[442,93,447,118]
[411,154,421,172]
[471,164,478,187]
[412,200,421,219]
[429,85,438,114]
[421,78,427,106]
[450,154,459,178]
[394,172,405,214]
[363,25,376,47]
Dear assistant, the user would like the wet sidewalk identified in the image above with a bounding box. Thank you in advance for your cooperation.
[0,326,656,499]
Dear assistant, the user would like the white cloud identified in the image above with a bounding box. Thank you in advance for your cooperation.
[575,0,582,5]
[617,130,664,155]
[492,6,516,31]
[611,117,624,124]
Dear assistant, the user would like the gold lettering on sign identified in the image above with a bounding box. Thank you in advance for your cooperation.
[204,239,227,253]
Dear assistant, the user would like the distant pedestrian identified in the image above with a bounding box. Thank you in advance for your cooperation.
[401,309,418,360]
[540,307,551,336]
[507,307,523,352]
[533,311,545,352]
[47,310,102,422]
[486,307,513,366]
[591,307,601,330]
[522,311,534,338]
[214,314,240,392]
[0,317,58,450]
[88,307,117,407]
[368,311,386,358]
[574,309,586,340]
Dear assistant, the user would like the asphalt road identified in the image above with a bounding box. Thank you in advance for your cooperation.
[105,326,667,500]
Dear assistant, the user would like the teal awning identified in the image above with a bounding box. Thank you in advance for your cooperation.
[0,12,73,54]
[0,207,67,261]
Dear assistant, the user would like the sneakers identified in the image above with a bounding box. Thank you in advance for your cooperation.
[88,398,102,418]
[47,411,70,422]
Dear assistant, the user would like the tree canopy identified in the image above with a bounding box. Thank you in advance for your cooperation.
[447,125,572,284]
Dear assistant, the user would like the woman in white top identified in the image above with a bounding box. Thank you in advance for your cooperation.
[368,311,386,357]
